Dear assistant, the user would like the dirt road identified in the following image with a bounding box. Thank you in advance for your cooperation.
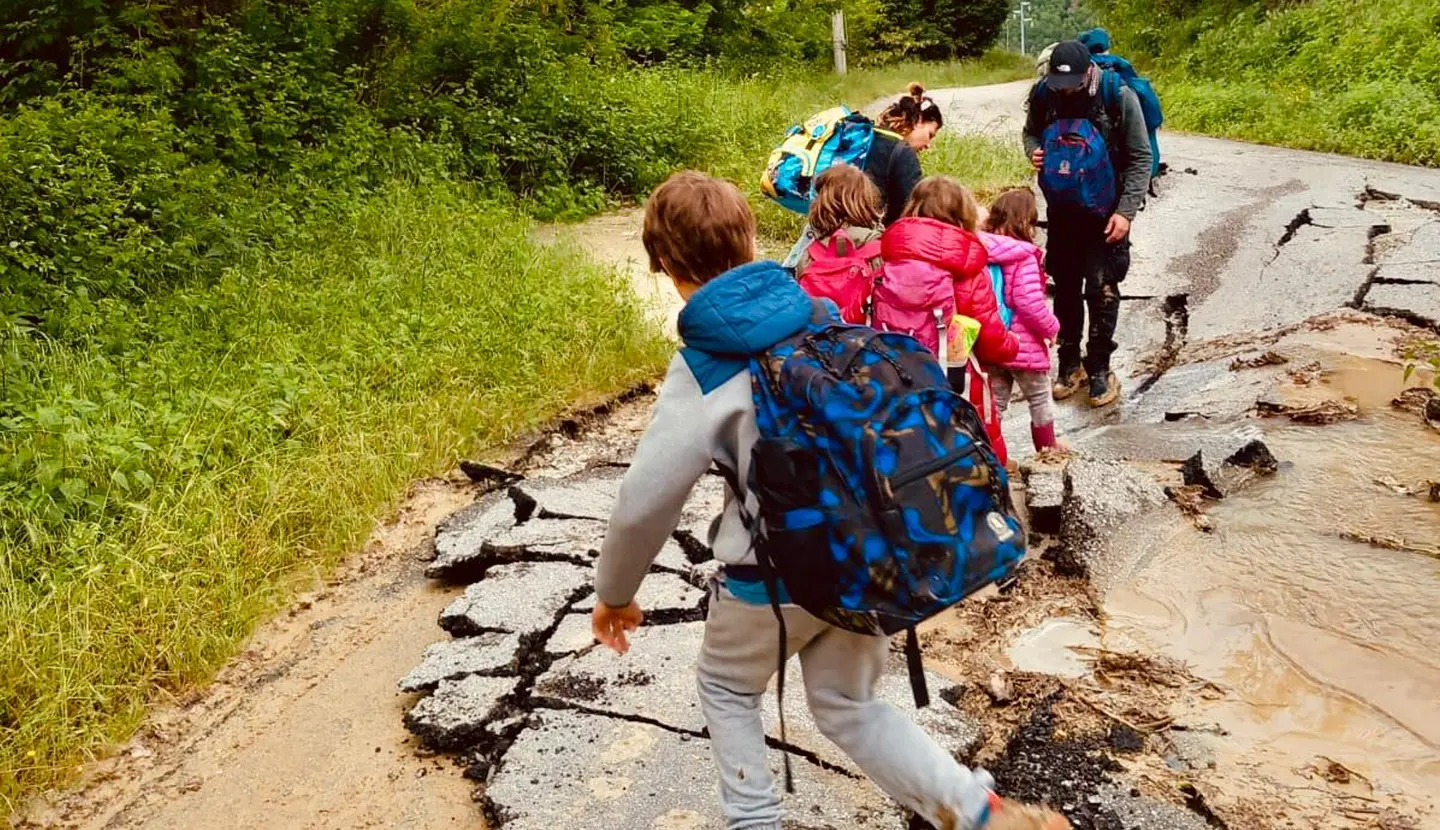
[19,83,1440,830]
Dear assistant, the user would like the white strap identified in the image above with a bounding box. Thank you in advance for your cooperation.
[935,309,949,367]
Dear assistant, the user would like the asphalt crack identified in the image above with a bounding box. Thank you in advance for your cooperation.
[1133,293,1191,397]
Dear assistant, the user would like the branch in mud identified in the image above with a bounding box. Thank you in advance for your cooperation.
[1339,531,1440,560]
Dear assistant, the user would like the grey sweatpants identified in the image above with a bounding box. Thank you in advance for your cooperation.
[696,583,994,830]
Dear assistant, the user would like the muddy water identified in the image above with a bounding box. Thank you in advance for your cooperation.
[1104,364,1440,810]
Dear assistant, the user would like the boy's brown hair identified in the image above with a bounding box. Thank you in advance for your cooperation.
[983,187,1040,243]
[901,176,980,231]
[807,164,883,238]
[643,171,756,285]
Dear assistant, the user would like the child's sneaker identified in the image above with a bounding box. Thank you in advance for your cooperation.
[983,796,1072,830]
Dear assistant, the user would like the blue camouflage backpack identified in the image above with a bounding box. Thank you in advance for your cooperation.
[761,107,884,214]
[725,301,1025,700]
[722,303,1027,788]
[1035,71,1123,218]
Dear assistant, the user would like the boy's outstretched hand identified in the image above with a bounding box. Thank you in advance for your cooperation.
[592,601,644,654]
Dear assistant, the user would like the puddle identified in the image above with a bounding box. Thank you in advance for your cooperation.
[1006,617,1100,678]
[1103,351,1440,812]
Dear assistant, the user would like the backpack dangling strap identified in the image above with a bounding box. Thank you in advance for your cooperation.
[905,627,930,708]
[715,461,796,794]
[832,228,853,257]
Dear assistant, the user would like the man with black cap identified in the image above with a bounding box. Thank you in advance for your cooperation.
[1023,39,1151,408]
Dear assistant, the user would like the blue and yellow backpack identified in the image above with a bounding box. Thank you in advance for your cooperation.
[761,107,894,214]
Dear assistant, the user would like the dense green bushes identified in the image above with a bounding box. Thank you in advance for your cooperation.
[0,182,671,811]
[1097,0,1440,166]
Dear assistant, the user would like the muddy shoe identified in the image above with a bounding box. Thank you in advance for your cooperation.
[1087,372,1120,408]
[1052,366,1086,401]
[983,796,1072,830]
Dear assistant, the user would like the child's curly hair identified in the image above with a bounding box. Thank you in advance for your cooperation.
[983,187,1040,243]
[808,164,883,238]
[901,176,980,231]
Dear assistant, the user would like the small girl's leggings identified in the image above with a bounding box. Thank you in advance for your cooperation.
[990,367,1057,449]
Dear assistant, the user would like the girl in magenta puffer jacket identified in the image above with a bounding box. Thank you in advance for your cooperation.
[982,188,1063,452]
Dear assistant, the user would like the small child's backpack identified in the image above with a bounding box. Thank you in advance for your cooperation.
[762,107,883,215]
[1034,71,1127,218]
[1039,115,1117,219]
[797,230,882,325]
[871,260,956,356]
[721,302,1026,787]
[988,263,1014,329]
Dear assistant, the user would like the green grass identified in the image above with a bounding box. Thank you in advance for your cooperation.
[1101,0,1440,166]
[0,57,1035,816]
[574,54,1033,241]
[0,182,670,812]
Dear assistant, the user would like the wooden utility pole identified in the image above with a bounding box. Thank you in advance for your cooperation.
[832,11,848,75]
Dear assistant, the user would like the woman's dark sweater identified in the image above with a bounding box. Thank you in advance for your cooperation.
[864,133,923,226]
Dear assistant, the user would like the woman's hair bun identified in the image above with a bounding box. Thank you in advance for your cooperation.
[907,82,927,98]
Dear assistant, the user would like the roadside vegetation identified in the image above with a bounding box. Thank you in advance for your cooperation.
[0,0,1030,812]
[1096,0,1440,166]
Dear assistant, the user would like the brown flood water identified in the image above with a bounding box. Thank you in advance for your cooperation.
[1104,353,1440,815]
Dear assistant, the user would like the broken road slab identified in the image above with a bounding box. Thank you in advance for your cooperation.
[427,491,518,579]
[547,613,598,657]
[534,621,980,771]
[535,622,707,732]
[399,631,523,692]
[1073,422,1278,499]
[482,710,907,830]
[1060,458,1179,588]
[511,468,626,521]
[439,561,592,637]
[404,674,521,751]
[1124,361,1284,424]
[1366,280,1440,329]
[1023,463,1066,536]
[572,573,705,620]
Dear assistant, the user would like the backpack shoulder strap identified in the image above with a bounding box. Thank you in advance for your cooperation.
[1098,69,1125,121]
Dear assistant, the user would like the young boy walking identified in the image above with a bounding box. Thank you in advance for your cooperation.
[590,170,1069,830]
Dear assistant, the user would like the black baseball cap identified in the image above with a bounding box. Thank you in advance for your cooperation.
[1045,41,1093,91]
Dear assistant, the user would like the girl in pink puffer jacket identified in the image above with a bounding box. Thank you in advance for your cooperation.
[981,188,1063,451]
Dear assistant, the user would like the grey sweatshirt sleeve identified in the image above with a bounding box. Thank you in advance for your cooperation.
[1022,86,1045,157]
[1114,86,1153,220]
[595,354,715,607]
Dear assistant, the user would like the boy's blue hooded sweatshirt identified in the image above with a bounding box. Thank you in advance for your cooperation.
[596,261,819,608]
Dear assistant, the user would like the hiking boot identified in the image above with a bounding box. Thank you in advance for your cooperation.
[1052,366,1086,401]
[983,796,1072,830]
[1088,371,1120,407]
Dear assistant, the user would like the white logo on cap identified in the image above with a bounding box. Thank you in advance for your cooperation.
[1057,64,1072,72]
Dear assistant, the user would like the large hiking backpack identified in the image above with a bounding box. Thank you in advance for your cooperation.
[797,230,882,325]
[1092,53,1163,131]
[762,107,881,215]
[871,259,956,356]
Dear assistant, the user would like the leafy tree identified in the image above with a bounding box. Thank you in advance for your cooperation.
[871,0,1008,60]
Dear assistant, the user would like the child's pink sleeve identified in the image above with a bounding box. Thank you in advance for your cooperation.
[1012,252,1059,341]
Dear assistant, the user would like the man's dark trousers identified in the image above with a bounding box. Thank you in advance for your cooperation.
[1046,208,1131,379]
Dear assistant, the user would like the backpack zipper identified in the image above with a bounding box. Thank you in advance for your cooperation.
[887,445,981,495]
